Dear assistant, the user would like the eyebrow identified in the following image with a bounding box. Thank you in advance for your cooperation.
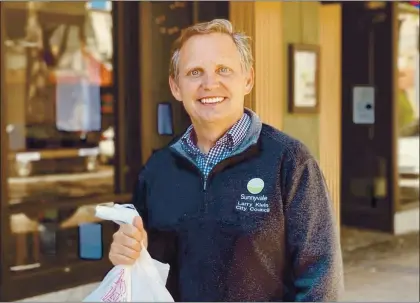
[184,64,233,73]
[184,66,202,72]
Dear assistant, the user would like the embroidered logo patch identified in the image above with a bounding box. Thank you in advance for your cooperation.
[247,178,264,194]
[236,178,270,213]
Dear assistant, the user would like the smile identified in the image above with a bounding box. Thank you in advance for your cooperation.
[198,97,226,104]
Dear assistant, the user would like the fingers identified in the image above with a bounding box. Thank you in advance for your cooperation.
[142,228,148,249]
[109,253,134,266]
[133,216,143,231]
[108,217,148,266]
[120,222,143,243]
[109,231,140,266]
[113,227,142,251]
[133,216,148,248]
[109,241,139,265]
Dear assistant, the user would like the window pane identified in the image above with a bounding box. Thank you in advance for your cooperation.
[9,203,115,273]
[396,7,419,206]
[3,1,115,204]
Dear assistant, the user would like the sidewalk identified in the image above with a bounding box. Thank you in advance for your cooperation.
[342,248,419,302]
[20,228,420,302]
[341,229,419,302]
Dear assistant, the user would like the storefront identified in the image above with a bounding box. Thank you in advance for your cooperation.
[0,1,345,300]
[340,1,419,234]
[1,1,122,300]
[0,1,233,300]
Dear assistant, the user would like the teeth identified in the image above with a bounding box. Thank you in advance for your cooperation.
[200,97,224,104]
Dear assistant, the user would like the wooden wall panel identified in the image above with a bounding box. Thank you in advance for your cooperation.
[254,2,283,130]
[230,2,283,130]
[319,4,342,223]
[229,1,256,110]
[281,2,320,160]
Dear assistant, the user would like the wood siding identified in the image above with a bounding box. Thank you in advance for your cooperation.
[319,4,342,223]
[229,1,256,110]
[230,2,283,130]
[281,2,320,160]
[254,2,283,130]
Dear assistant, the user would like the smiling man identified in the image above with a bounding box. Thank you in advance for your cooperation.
[108,19,344,302]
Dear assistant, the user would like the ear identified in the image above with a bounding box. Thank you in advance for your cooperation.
[169,76,182,102]
[244,66,254,95]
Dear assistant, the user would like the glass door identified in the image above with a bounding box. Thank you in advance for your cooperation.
[0,1,132,300]
[395,3,419,210]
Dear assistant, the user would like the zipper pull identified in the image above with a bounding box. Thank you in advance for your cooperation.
[203,176,207,191]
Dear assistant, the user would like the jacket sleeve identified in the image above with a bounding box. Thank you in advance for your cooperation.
[284,158,344,302]
[131,165,181,300]
[131,167,149,227]
[131,165,179,260]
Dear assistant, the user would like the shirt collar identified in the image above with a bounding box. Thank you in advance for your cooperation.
[181,112,251,154]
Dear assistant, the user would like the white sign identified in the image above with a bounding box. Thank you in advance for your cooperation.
[353,86,375,124]
[16,152,41,162]
[78,148,99,157]
[294,51,317,107]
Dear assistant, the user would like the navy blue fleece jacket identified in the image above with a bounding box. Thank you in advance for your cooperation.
[132,112,344,301]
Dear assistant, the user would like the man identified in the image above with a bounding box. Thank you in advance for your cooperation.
[109,19,344,302]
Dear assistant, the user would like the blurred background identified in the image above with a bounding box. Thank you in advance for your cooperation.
[0,1,418,302]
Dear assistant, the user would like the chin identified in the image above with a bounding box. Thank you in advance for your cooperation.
[198,110,239,125]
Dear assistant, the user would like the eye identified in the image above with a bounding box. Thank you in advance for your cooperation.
[188,69,201,77]
[218,67,231,74]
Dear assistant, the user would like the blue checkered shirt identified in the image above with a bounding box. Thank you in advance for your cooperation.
[180,113,251,179]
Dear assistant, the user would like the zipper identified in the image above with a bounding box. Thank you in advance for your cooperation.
[197,169,207,192]
[170,149,208,190]
[203,177,207,191]
[171,143,259,212]
[172,144,258,188]
[169,150,213,214]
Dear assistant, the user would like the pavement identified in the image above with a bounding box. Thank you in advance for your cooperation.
[340,230,419,302]
[20,228,420,302]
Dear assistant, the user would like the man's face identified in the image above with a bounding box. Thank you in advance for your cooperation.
[169,33,254,126]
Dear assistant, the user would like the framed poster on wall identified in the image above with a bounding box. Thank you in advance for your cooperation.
[288,43,320,113]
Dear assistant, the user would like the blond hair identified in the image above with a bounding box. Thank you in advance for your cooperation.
[169,19,253,79]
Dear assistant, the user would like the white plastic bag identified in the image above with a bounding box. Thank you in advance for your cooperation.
[83,204,174,302]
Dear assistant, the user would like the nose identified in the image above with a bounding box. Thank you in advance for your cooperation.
[202,72,220,90]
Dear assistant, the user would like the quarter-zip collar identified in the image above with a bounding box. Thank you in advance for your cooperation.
[170,108,262,166]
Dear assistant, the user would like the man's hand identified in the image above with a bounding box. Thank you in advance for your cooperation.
[109,216,147,266]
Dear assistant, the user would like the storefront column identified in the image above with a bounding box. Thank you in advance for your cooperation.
[319,4,342,224]
[230,1,284,130]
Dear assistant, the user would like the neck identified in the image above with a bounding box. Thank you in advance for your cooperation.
[193,112,243,154]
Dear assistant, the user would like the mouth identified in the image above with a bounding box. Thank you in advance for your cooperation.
[198,97,227,104]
